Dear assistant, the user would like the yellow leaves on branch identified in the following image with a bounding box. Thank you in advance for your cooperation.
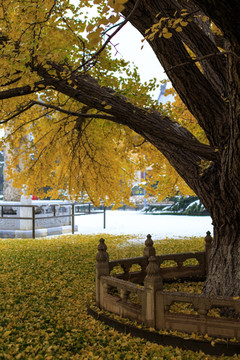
[0,0,88,73]
[107,0,128,13]
[86,0,129,47]
[145,9,191,42]
[87,27,103,46]
[167,88,208,146]
[3,95,137,205]
[145,10,209,43]
[0,0,200,204]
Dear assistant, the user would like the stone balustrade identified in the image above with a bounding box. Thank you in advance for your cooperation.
[95,233,240,340]
[156,291,240,339]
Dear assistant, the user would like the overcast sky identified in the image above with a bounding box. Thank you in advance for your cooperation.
[109,23,165,82]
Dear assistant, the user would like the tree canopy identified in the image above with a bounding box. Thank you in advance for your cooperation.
[0,0,205,204]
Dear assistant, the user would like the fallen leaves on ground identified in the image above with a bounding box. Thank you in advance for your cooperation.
[0,234,238,359]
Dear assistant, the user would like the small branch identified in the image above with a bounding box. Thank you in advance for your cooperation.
[0,99,115,124]
[4,110,53,140]
[31,100,115,120]
[0,74,22,87]
[62,17,87,69]
[74,0,142,72]
[0,102,35,123]
[166,51,239,72]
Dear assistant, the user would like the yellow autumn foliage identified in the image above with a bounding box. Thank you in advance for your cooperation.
[0,0,208,205]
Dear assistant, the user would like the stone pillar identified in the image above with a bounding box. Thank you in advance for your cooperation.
[143,234,156,258]
[20,195,32,230]
[143,256,163,328]
[95,238,109,307]
[205,231,213,275]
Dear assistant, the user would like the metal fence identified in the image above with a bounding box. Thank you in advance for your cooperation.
[0,202,106,239]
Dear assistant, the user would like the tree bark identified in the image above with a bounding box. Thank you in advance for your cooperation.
[121,0,240,297]
[204,215,240,297]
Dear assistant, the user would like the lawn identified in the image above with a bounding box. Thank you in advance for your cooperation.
[0,234,238,359]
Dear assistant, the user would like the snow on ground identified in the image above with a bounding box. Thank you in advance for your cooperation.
[75,210,213,241]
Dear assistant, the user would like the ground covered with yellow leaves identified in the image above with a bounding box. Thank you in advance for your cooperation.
[0,234,238,359]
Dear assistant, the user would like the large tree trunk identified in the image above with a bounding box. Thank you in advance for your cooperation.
[202,43,240,296]
[204,218,240,297]
[121,0,240,297]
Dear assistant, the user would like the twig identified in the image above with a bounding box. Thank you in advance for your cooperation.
[0,100,115,124]
[73,0,142,72]
[166,51,239,72]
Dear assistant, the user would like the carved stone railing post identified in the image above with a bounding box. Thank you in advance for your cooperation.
[120,288,130,303]
[205,231,213,275]
[96,238,109,307]
[143,256,163,327]
[143,234,156,258]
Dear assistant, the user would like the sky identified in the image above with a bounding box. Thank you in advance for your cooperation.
[108,23,166,84]
[107,22,171,100]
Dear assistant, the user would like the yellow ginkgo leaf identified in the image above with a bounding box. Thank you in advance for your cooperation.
[163,32,172,39]
[180,21,188,27]
[176,26,182,32]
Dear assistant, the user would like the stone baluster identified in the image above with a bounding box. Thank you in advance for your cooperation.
[121,264,131,280]
[205,231,213,275]
[96,238,109,307]
[120,288,130,302]
[143,234,156,258]
[143,256,163,327]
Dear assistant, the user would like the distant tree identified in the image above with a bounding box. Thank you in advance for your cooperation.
[0,0,240,297]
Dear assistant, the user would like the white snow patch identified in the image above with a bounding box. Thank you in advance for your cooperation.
[75,210,213,242]
[185,199,201,209]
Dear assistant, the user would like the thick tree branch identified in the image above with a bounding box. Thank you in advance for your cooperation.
[167,0,227,96]
[122,0,228,148]
[0,82,46,100]
[34,65,218,168]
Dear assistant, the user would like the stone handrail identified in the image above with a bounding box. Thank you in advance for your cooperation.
[109,257,147,282]
[95,233,240,340]
[157,251,206,279]
[156,291,240,339]
[109,251,206,281]
[101,275,144,295]
[109,256,147,272]
[157,252,204,265]
[160,291,240,314]
[99,275,145,322]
